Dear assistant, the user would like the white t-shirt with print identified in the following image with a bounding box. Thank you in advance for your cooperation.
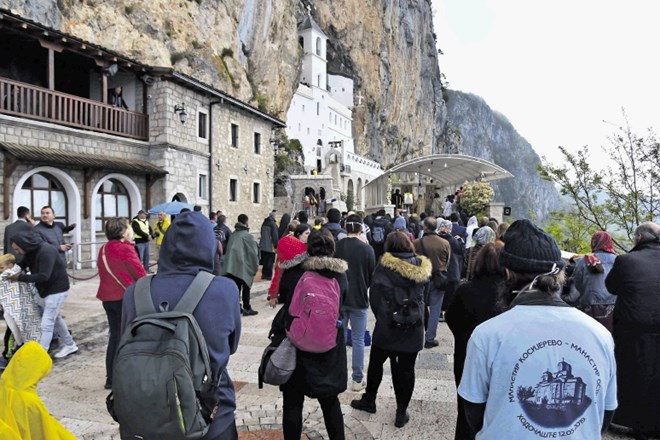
[458,305,617,440]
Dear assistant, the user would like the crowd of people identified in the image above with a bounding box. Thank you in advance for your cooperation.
[0,198,659,439]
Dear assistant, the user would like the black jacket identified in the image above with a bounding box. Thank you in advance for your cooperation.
[606,240,660,328]
[278,256,349,398]
[14,231,69,297]
[439,231,465,282]
[4,219,33,264]
[370,252,431,353]
[259,215,279,253]
[335,236,376,309]
[369,216,393,260]
[445,275,503,383]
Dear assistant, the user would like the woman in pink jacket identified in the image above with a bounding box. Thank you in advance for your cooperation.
[96,217,146,389]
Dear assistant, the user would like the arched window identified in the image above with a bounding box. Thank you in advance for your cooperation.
[94,179,130,232]
[316,37,322,56]
[18,172,68,223]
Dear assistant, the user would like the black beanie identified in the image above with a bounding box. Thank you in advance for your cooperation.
[499,219,565,273]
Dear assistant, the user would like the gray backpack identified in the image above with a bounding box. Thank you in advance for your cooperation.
[109,272,216,440]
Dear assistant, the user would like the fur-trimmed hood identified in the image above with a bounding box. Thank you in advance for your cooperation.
[280,252,309,270]
[380,252,432,283]
[302,256,348,273]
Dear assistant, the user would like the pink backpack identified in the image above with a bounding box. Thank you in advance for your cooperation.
[287,271,341,353]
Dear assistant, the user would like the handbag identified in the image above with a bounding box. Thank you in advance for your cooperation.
[259,337,297,387]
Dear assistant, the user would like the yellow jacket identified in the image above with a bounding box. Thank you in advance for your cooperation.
[0,341,77,439]
[154,216,171,246]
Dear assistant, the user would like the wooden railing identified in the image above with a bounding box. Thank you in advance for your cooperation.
[0,77,148,140]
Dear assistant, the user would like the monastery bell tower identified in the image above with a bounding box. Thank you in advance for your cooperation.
[299,6,328,91]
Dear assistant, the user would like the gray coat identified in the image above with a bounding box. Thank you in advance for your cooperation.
[259,216,279,253]
[573,251,617,305]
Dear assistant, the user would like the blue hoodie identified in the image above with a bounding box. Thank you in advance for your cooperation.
[121,211,241,437]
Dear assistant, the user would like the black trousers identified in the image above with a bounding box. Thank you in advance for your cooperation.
[102,299,123,381]
[225,273,252,310]
[282,381,345,440]
[261,251,275,279]
[366,345,418,411]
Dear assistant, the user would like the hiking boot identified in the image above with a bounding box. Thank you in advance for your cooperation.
[424,339,439,349]
[54,343,79,359]
[351,380,366,392]
[350,393,376,413]
[395,409,410,428]
[242,308,259,316]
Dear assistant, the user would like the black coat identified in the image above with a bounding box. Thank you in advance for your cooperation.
[439,231,465,282]
[606,240,660,328]
[605,239,660,431]
[278,256,349,398]
[445,275,503,384]
[370,252,432,353]
[14,231,69,297]
[335,237,375,309]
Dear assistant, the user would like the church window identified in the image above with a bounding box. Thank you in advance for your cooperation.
[94,178,130,232]
[316,37,322,56]
[19,172,69,225]
[316,102,320,115]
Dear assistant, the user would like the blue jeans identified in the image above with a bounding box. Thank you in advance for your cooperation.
[425,285,444,343]
[37,291,74,350]
[135,242,150,271]
[342,306,368,383]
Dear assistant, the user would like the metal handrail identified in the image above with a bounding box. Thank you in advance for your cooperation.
[70,240,107,284]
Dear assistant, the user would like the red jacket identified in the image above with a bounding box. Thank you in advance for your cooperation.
[96,240,147,301]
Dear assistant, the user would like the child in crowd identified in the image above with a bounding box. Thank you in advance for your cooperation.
[0,254,41,364]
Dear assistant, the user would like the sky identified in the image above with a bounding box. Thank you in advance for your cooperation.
[431,0,660,170]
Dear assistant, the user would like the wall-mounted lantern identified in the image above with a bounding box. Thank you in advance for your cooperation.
[173,103,187,124]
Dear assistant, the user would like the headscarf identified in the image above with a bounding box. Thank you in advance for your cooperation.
[590,231,615,254]
[466,216,479,248]
[474,226,496,247]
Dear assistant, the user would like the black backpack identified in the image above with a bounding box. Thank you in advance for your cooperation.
[390,284,423,328]
[108,272,217,440]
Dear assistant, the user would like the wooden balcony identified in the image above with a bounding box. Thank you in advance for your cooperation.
[0,77,148,141]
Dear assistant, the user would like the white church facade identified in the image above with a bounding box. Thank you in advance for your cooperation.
[285,11,382,212]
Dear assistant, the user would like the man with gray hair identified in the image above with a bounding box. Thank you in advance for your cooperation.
[605,221,660,438]
[413,216,450,348]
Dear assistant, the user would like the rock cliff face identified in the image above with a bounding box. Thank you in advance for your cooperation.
[441,90,562,220]
[1,0,558,219]
[0,0,444,167]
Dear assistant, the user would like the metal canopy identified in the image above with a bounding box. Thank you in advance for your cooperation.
[363,154,513,209]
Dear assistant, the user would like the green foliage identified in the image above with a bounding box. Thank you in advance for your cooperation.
[460,181,495,217]
[345,191,355,212]
[543,211,593,254]
[192,39,202,49]
[221,48,234,58]
[274,138,303,174]
[124,5,134,14]
[538,113,660,251]
[255,95,269,112]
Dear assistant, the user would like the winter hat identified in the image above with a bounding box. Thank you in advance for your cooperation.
[393,216,407,231]
[499,219,564,273]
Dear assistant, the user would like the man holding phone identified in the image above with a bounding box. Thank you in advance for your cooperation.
[33,206,76,266]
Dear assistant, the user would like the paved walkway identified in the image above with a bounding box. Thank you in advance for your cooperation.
[0,270,640,439]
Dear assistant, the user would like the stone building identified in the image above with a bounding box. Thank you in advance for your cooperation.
[285,10,382,212]
[0,9,284,267]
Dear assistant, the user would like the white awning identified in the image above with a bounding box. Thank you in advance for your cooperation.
[363,154,514,208]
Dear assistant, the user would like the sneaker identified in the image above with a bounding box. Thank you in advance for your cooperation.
[395,410,410,428]
[54,343,79,359]
[351,380,366,392]
[242,308,259,316]
[350,394,377,413]
[424,339,439,349]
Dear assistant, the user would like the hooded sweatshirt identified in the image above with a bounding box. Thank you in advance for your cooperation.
[121,211,242,438]
[14,231,69,297]
[0,341,76,439]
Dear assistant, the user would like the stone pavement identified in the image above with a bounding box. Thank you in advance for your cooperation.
[0,269,639,439]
